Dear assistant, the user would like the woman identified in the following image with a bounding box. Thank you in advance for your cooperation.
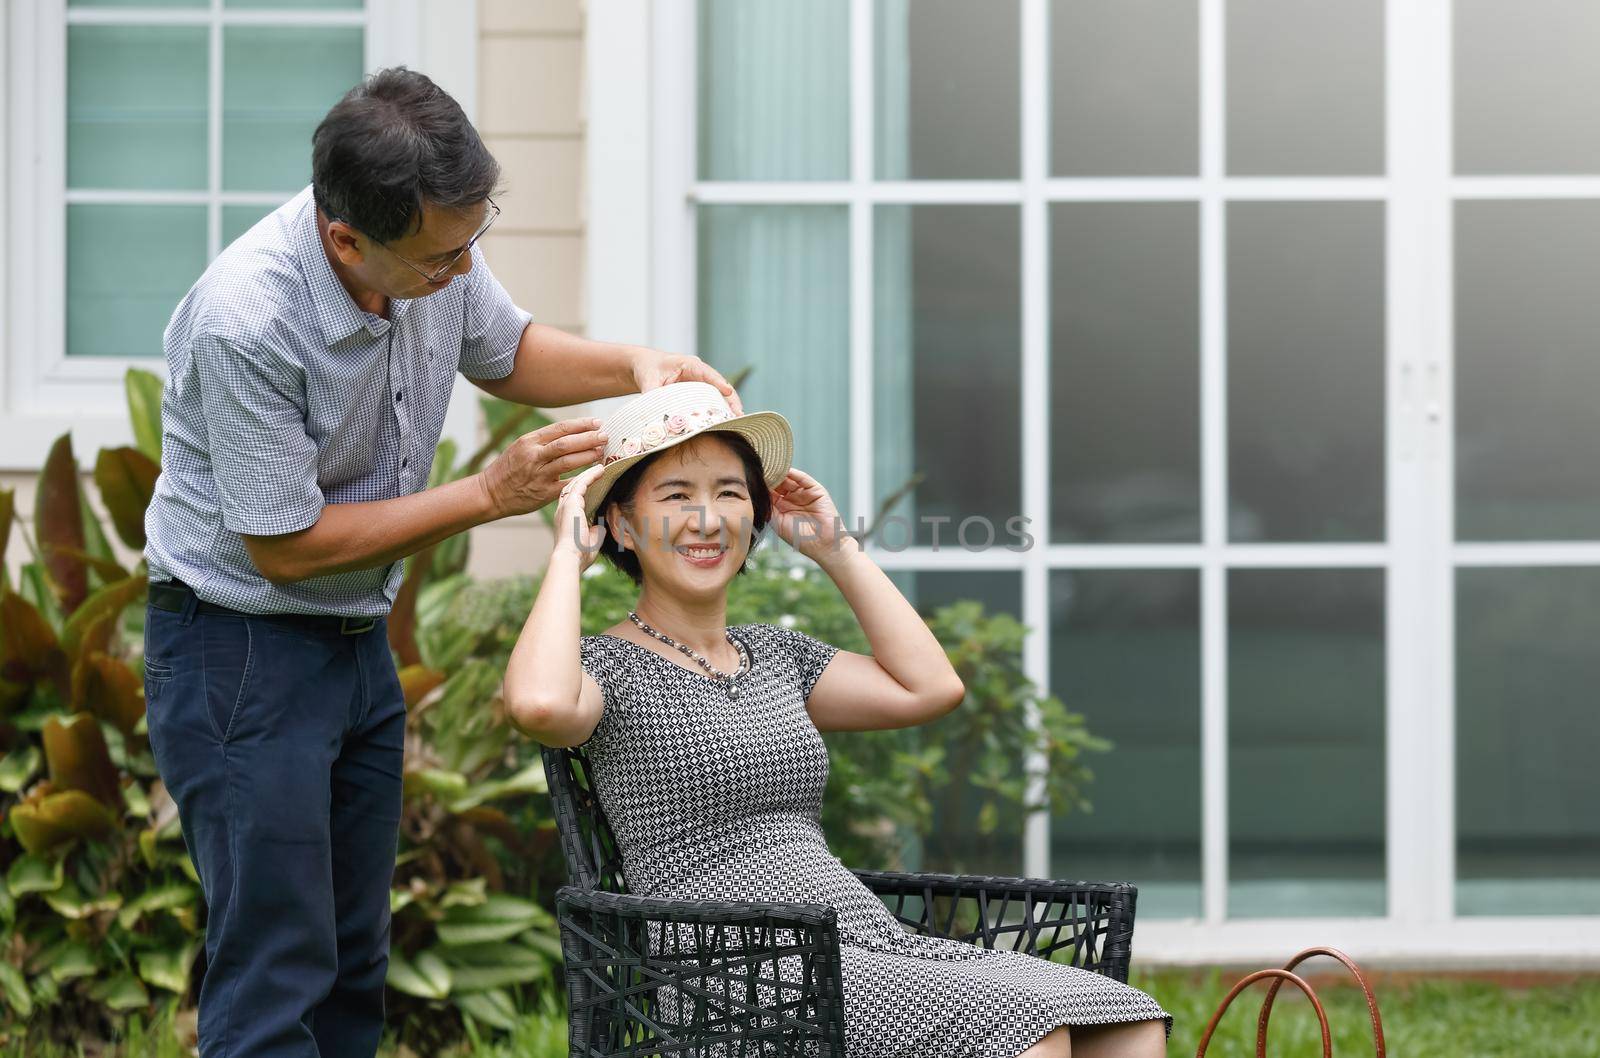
[504,382,1169,1057]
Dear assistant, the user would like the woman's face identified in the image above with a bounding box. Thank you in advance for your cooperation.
[608,434,758,599]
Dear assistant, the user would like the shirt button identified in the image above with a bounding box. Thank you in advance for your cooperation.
[395,390,403,402]
[402,458,409,468]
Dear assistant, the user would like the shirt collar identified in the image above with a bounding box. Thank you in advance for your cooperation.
[291,188,411,345]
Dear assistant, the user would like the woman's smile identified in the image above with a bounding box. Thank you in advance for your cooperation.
[677,542,729,568]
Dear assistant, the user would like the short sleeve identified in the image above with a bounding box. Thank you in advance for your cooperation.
[190,332,324,536]
[576,637,622,751]
[457,244,532,381]
[769,625,841,702]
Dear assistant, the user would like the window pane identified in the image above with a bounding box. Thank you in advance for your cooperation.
[1228,569,1385,918]
[1456,201,1600,541]
[698,206,851,520]
[1455,0,1600,174]
[68,205,207,358]
[876,0,1019,179]
[222,203,280,248]
[1228,202,1385,542]
[889,571,1022,876]
[224,27,364,192]
[1051,203,1200,543]
[1225,0,1384,176]
[698,0,849,180]
[1050,570,1201,919]
[1050,0,1199,177]
[71,0,205,7]
[68,26,208,191]
[225,0,361,8]
[1457,568,1600,915]
[875,205,1020,548]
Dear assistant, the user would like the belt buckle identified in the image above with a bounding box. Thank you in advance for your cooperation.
[340,615,376,635]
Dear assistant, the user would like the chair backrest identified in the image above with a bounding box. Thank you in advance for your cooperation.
[542,745,629,893]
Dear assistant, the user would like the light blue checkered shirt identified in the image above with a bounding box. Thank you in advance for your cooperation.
[144,186,532,617]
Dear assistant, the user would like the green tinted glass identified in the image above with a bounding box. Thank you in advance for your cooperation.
[223,26,364,191]
[68,26,208,190]
[68,205,208,358]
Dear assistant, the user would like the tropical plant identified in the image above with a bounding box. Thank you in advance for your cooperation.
[0,371,200,1041]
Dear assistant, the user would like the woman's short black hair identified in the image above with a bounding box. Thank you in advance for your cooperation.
[594,432,773,587]
[311,66,499,242]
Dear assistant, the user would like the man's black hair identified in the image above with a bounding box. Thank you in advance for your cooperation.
[312,66,499,243]
[595,432,773,587]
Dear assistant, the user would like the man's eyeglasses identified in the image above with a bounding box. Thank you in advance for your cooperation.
[367,199,500,284]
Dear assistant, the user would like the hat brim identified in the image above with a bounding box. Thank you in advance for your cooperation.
[582,411,794,522]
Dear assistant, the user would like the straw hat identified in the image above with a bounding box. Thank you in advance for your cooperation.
[579,381,793,522]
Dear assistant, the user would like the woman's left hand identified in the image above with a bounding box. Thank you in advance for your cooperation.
[770,468,853,564]
[631,348,744,416]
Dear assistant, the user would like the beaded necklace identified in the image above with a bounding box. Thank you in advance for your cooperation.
[627,611,749,685]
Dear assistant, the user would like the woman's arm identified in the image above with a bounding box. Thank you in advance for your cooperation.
[502,465,608,747]
[770,469,966,733]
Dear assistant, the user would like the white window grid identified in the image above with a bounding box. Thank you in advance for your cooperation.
[647,0,1600,961]
[4,0,452,453]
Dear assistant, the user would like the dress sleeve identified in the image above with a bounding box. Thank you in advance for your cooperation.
[576,637,622,751]
[770,625,841,702]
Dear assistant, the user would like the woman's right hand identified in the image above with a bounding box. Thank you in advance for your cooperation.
[552,463,608,571]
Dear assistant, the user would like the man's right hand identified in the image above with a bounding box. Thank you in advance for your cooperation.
[479,417,609,519]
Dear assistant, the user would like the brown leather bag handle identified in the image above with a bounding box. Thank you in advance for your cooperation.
[1195,968,1331,1058]
[1255,946,1386,1058]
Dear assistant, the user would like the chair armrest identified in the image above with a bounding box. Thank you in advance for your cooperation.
[851,869,1139,982]
[556,886,848,1057]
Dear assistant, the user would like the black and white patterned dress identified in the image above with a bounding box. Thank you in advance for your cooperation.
[577,623,1171,1058]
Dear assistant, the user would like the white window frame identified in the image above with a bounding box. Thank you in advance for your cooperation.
[2,0,480,468]
[589,0,1600,963]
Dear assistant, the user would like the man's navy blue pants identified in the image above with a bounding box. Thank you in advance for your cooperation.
[144,587,405,1058]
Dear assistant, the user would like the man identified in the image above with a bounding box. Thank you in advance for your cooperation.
[140,68,740,1057]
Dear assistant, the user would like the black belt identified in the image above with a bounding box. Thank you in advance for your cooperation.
[148,580,379,636]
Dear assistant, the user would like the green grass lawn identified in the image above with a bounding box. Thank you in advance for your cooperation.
[4,974,1596,1056]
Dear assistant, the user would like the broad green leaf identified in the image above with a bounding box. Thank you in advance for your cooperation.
[0,590,67,689]
[386,949,451,1000]
[116,884,197,930]
[61,575,146,659]
[93,447,160,551]
[446,761,547,813]
[443,941,553,991]
[437,877,487,910]
[36,940,98,984]
[42,712,122,806]
[37,434,88,614]
[453,988,519,1031]
[76,482,120,582]
[122,779,152,818]
[6,854,63,896]
[0,886,13,925]
[78,652,146,738]
[402,767,469,803]
[436,894,551,947]
[89,971,148,1011]
[0,962,33,1018]
[0,746,41,793]
[126,367,164,464]
[44,880,123,919]
[10,788,120,854]
[137,943,198,994]
[389,888,415,915]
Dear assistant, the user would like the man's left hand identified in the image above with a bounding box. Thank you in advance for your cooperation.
[630,348,744,416]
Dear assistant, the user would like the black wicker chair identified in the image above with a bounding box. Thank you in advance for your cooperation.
[544,745,1141,1057]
